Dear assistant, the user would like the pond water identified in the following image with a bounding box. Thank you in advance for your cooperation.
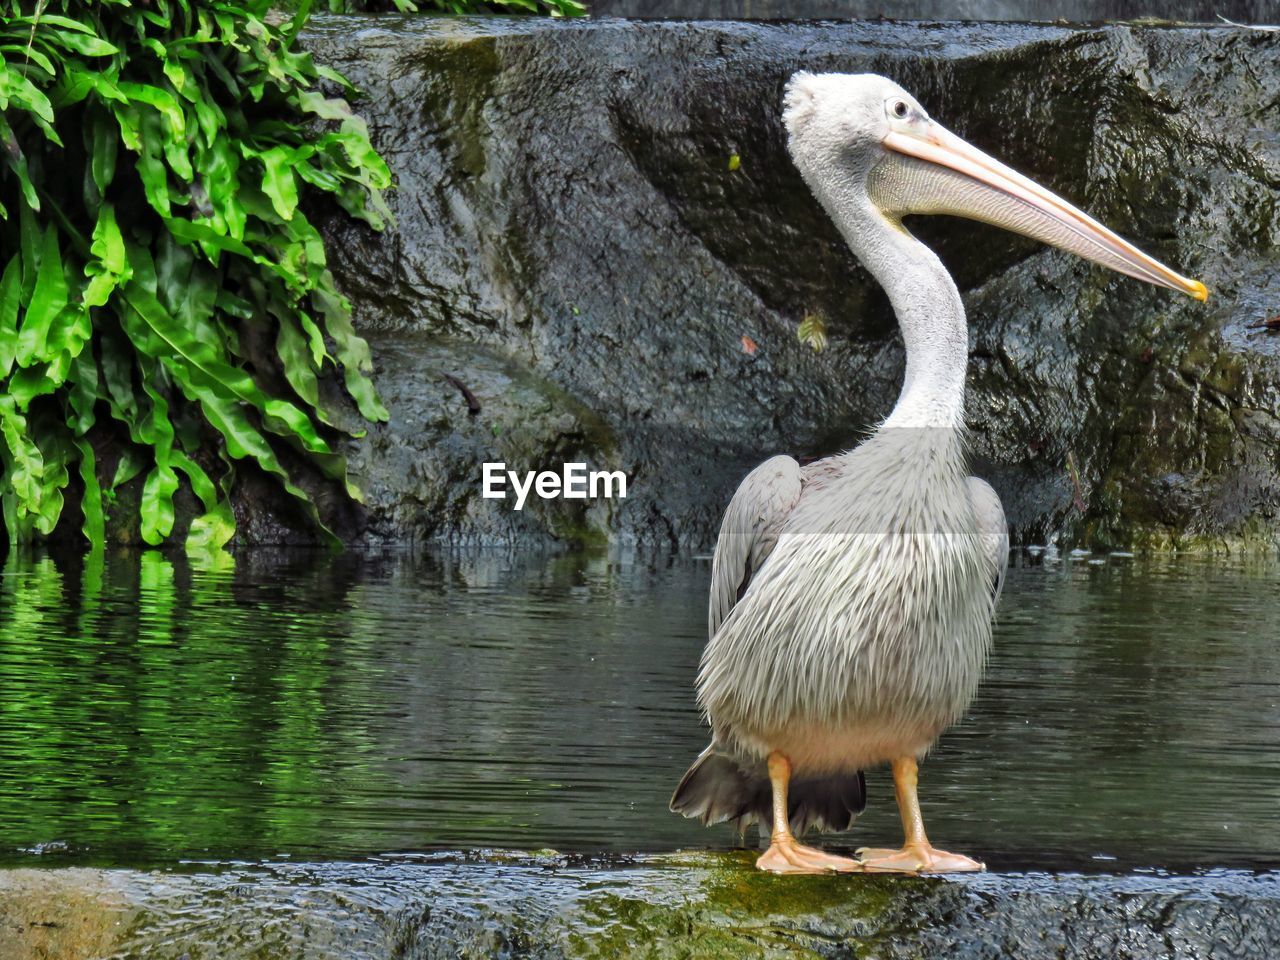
[1,547,1278,874]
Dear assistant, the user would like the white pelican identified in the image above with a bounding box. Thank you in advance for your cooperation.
[671,73,1206,874]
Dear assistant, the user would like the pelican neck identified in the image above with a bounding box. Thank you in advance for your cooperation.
[858,215,969,432]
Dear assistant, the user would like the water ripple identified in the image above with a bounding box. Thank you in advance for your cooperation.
[0,549,1277,872]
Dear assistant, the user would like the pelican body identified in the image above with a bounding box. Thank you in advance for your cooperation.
[671,74,1206,874]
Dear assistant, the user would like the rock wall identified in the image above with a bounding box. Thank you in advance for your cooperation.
[295,16,1279,551]
[589,1,1280,22]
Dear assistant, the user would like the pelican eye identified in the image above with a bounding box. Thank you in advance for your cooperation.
[892,100,909,119]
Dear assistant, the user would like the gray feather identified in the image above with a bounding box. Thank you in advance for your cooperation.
[670,746,866,835]
[708,455,803,639]
[967,476,1009,605]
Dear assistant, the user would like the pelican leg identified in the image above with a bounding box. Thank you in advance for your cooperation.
[755,752,861,874]
[857,757,984,874]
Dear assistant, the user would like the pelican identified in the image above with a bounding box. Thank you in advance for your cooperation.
[670,73,1207,874]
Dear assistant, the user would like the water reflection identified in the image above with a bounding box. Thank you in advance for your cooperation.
[0,548,1277,872]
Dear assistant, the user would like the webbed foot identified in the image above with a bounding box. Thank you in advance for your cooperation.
[856,843,984,874]
[757,839,862,875]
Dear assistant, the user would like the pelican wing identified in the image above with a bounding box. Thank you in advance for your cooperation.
[708,455,805,639]
[967,477,1009,605]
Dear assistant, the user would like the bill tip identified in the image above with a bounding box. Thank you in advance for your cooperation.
[1190,280,1209,302]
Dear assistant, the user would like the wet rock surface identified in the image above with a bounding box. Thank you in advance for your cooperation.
[290,16,1279,550]
[2,855,1278,959]
[344,335,622,546]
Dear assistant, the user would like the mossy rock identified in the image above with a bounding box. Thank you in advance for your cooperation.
[4,854,1280,959]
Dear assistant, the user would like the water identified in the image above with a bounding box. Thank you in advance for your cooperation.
[1,548,1278,873]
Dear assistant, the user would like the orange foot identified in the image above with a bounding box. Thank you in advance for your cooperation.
[757,839,862,875]
[856,843,984,874]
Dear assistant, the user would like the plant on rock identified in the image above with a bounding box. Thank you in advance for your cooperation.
[0,0,392,550]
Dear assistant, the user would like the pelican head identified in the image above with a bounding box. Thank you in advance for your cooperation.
[783,72,1207,301]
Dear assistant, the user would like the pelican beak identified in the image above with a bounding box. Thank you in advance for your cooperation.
[879,122,1208,301]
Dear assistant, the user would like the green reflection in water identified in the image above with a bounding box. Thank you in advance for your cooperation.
[1,548,1279,871]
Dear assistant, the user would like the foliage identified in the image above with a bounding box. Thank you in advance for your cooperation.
[327,0,586,15]
[0,0,393,551]
[796,312,827,354]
